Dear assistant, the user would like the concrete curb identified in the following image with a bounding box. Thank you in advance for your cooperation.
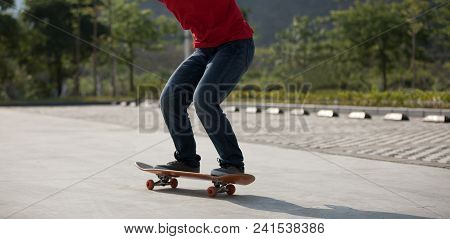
[317,110,339,118]
[348,112,372,119]
[423,115,449,123]
[246,107,262,113]
[266,107,284,114]
[384,113,409,121]
[223,102,450,118]
[290,109,309,116]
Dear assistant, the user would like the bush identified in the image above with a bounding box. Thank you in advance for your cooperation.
[228,89,450,108]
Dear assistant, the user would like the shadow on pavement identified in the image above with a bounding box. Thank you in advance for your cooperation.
[155,188,429,219]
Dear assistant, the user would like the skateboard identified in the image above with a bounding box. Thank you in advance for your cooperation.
[135,162,255,198]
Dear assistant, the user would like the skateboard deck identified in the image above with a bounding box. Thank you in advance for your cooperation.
[135,162,255,197]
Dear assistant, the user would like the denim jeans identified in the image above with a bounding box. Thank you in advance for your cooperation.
[160,38,255,168]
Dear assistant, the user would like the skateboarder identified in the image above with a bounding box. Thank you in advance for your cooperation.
[155,0,255,176]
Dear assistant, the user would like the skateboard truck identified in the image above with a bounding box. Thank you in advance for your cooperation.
[146,175,178,190]
[207,181,236,198]
[146,176,236,198]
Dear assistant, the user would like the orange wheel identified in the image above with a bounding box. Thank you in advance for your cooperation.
[170,178,178,189]
[226,184,236,196]
[207,186,218,198]
[146,180,155,190]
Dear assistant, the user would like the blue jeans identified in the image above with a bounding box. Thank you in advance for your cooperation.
[160,38,255,168]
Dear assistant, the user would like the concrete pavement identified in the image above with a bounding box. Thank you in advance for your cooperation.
[12,105,450,169]
[1,108,450,218]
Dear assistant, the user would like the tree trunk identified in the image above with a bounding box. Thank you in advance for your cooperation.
[128,43,135,92]
[56,58,63,97]
[92,1,100,96]
[379,40,388,91]
[411,33,417,88]
[73,0,81,96]
[112,58,117,96]
[128,61,135,93]
[108,0,117,96]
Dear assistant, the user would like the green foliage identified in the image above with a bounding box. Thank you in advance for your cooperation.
[17,0,111,98]
[0,0,176,100]
[105,0,177,92]
[332,0,409,91]
[264,0,449,93]
[0,0,14,11]
[0,11,22,100]
[0,0,448,107]
[229,89,450,108]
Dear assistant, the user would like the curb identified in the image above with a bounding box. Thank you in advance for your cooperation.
[223,102,450,118]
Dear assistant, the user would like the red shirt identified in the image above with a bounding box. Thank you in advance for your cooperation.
[159,0,254,48]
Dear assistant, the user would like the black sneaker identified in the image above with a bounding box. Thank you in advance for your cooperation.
[155,161,200,173]
[211,162,245,176]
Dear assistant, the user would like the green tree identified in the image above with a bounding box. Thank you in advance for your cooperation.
[0,0,14,10]
[425,0,450,90]
[24,0,78,96]
[69,0,109,96]
[0,0,22,99]
[105,0,117,96]
[24,0,108,97]
[69,0,93,96]
[271,16,335,88]
[109,0,176,92]
[402,0,429,88]
[259,0,449,92]
[331,0,408,91]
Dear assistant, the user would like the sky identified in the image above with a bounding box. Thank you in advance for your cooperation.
[15,0,24,10]
[3,0,23,15]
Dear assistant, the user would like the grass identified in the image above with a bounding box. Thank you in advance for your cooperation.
[228,90,450,108]
[1,90,448,109]
[0,96,134,106]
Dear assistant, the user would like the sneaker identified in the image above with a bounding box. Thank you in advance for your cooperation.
[155,161,200,173]
[211,162,245,176]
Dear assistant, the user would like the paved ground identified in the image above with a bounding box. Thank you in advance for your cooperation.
[12,105,450,169]
[1,107,450,219]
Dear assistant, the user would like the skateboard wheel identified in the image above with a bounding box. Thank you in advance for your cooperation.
[226,184,236,196]
[170,178,178,189]
[207,186,218,198]
[146,180,155,190]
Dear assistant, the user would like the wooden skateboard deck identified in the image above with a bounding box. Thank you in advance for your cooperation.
[135,162,255,197]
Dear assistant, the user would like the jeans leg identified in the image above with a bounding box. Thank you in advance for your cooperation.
[193,39,255,167]
[160,50,207,166]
